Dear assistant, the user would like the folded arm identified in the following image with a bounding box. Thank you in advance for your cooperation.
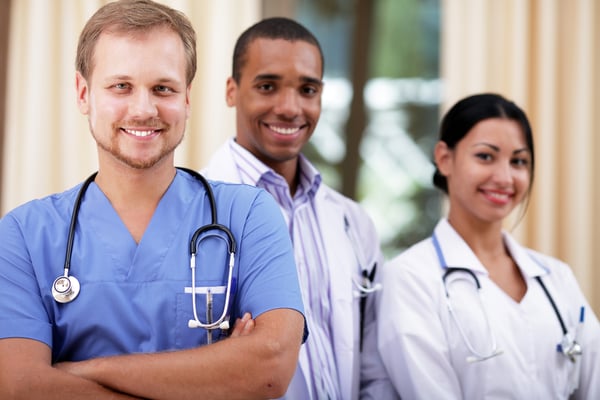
[57,308,303,400]
[0,338,141,400]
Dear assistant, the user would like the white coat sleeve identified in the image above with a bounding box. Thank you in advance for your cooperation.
[560,267,600,400]
[377,248,463,399]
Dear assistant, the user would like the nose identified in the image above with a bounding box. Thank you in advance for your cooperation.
[274,89,300,119]
[493,160,513,185]
[129,90,158,118]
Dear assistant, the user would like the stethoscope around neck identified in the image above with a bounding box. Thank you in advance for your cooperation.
[52,167,237,334]
[433,233,583,363]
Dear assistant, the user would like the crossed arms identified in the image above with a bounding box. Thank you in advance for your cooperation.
[0,309,303,400]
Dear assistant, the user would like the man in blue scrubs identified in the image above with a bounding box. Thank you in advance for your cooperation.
[0,1,305,398]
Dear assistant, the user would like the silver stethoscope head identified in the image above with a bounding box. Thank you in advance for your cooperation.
[52,172,97,304]
[560,336,583,362]
[52,268,81,303]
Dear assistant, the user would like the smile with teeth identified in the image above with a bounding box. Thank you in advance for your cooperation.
[123,128,159,137]
[482,190,512,204]
[268,124,302,135]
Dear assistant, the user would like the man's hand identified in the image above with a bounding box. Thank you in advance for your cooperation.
[229,312,255,338]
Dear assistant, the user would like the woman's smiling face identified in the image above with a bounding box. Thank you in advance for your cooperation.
[436,117,532,226]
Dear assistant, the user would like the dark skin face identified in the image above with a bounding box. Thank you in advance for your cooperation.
[226,38,323,192]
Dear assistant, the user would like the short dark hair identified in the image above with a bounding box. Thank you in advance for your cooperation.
[433,93,535,194]
[231,17,324,83]
[76,0,197,85]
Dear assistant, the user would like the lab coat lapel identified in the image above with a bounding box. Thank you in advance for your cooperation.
[206,144,359,399]
[200,141,243,184]
[314,187,360,400]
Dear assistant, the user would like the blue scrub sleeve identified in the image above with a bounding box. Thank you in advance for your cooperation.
[0,212,54,345]
[219,187,306,339]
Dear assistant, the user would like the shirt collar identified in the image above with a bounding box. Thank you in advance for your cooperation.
[503,233,549,278]
[228,139,269,186]
[296,153,322,198]
[229,138,322,197]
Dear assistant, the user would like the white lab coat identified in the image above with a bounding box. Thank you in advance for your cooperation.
[202,140,395,400]
[376,218,600,399]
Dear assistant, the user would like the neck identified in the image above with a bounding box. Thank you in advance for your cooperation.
[446,214,506,259]
[446,211,526,302]
[94,158,177,243]
[271,159,300,197]
[95,164,175,205]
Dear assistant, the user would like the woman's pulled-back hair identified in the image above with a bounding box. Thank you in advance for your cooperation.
[433,93,535,194]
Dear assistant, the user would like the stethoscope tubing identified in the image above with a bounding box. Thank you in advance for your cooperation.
[55,168,238,335]
[62,172,97,277]
[432,232,578,362]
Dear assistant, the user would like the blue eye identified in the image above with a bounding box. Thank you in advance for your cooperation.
[155,85,174,94]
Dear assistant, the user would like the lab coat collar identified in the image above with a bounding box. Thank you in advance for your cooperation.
[433,219,489,275]
[227,139,269,186]
[502,233,550,279]
[433,219,549,279]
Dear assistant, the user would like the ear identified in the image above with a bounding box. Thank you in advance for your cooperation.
[434,140,453,177]
[185,84,192,119]
[75,71,90,115]
[225,77,237,108]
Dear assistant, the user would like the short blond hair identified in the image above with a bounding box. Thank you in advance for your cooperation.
[76,0,197,85]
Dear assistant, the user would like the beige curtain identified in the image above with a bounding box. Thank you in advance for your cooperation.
[1,0,260,213]
[442,0,600,313]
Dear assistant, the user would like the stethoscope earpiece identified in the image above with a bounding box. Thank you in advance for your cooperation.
[52,275,81,303]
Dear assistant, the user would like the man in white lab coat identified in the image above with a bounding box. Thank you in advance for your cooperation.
[202,17,396,400]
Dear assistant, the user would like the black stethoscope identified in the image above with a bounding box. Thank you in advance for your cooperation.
[432,233,583,363]
[52,168,237,340]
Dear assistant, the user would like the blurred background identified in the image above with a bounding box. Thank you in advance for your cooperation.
[0,0,599,313]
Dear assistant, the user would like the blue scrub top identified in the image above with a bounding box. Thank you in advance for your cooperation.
[0,170,304,362]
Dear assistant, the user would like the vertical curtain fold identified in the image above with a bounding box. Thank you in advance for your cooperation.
[441,0,600,312]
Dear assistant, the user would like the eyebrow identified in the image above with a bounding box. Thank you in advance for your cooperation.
[104,75,182,84]
[474,142,530,155]
[253,73,323,86]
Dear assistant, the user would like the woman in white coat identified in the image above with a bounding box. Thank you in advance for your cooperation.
[376,93,600,399]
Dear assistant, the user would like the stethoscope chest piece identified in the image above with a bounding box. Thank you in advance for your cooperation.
[52,275,80,303]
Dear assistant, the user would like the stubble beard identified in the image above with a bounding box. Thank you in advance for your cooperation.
[91,122,185,170]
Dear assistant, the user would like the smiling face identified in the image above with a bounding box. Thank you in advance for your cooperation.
[76,27,190,171]
[435,118,532,228]
[226,38,323,178]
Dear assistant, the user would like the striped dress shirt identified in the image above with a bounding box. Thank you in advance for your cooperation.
[229,140,340,399]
